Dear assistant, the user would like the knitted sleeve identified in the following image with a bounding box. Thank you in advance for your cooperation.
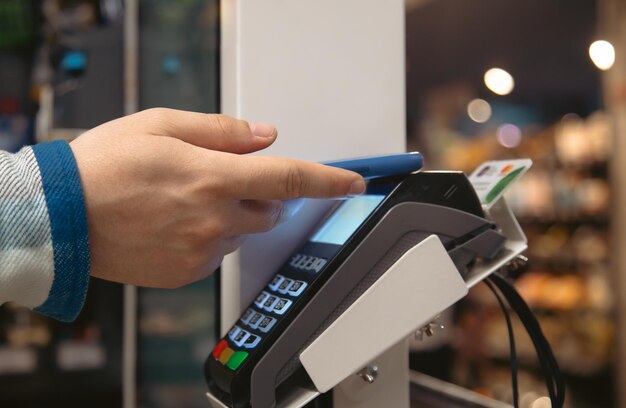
[0,140,90,322]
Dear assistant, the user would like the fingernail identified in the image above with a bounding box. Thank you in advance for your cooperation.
[348,179,366,196]
[250,122,277,138]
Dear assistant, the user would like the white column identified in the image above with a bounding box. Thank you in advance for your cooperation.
[219,2,407,406]
[220,0,407,330]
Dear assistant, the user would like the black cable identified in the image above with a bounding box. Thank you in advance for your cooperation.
[484,277,519,408]
[496,274,563,406]
[489,272,565,408]
[490,274,557,404]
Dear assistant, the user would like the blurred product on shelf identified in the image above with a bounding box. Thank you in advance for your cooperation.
[56,322,106,371]
[3,305,52,348]
[555,113,611,166]
[0,0,36,51]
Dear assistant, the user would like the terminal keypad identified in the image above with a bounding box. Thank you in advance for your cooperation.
[212,253,321,371]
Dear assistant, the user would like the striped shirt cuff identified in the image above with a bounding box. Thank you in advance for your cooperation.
[32,140,90,322]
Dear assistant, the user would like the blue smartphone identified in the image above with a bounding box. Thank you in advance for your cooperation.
[324,152,423,179]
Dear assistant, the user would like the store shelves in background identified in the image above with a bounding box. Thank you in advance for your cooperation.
[422,113,614,408]
[0,281,123,407]
[0,1,126,406]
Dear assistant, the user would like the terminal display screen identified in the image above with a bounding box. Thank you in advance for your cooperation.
[310,195,386,246]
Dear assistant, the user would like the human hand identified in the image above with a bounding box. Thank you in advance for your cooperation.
[70,108,364,288]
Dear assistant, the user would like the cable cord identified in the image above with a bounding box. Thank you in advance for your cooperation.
[488,272,566,408]
[484,278,519,408]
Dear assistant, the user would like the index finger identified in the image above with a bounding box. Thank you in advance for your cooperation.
[225,155,366,200]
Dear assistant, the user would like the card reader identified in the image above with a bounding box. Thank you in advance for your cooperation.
[205,172,506,408]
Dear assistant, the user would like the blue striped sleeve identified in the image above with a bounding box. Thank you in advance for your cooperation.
[31,140,90,322]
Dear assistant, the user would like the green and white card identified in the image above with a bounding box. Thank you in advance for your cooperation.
[468,159,533,206]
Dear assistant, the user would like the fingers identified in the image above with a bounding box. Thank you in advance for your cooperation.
[221,235,247,255]
[192,255,224,283]
[229,200,284,234]
[137,108,277,154]
[223,155,366,200]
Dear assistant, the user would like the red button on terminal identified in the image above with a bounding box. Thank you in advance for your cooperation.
[212,339,228,359]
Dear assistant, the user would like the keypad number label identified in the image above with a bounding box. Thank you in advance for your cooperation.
[289,254,327,273]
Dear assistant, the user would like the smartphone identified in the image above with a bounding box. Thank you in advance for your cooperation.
[324,152,423,179]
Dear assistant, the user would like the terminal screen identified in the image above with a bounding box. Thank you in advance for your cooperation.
[310,195,386,246]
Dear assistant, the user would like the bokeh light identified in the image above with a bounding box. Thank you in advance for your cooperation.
[589,40,615,71]
[467,99,492,123]
[497,123,522,148]
[484,68,515,96]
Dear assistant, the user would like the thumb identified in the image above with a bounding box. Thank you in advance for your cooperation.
[138,108,277,153]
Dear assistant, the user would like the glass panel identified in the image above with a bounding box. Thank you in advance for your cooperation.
[137,1,220,407]
[139,0,219,112]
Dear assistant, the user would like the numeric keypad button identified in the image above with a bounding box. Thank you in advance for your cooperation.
[268,275,285,291]
[240,308,254,324]
[287,280,307,297]
[257,316,277,333]
[228,326,243,342]
[255,291,270,308]
[248,312,264,329]
[273,298,292,315]
[263,295,279,312]
[233,330,250,347]
[242,334,261,349]
[277,278,294,294]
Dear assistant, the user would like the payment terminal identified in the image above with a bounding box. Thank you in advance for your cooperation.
[205,172,507,408]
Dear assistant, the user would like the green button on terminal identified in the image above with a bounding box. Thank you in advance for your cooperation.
[226,351,249,370]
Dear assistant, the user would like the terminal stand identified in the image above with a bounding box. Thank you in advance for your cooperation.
[299,235,467,394]
[206,194,526,408]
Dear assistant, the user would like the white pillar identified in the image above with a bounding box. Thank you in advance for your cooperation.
[220,0,407,330]
[219,2,408,406]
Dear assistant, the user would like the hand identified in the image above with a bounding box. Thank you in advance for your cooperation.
[70,108,364,288]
